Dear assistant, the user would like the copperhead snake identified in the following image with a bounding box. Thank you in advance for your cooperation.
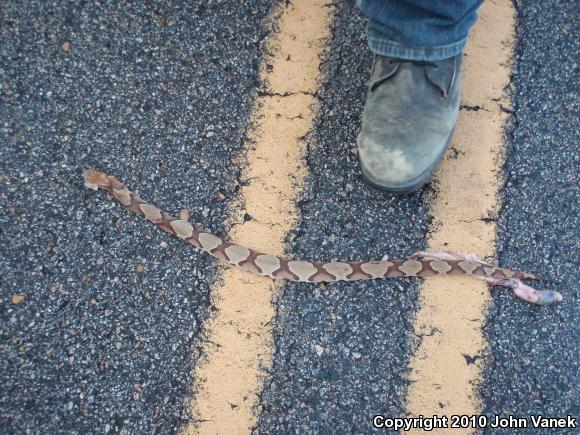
[83,170,563,305]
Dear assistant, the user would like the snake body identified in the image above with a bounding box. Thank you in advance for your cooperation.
[84,170,543,284]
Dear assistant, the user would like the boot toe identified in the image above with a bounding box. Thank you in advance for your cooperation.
[358,134,448,192]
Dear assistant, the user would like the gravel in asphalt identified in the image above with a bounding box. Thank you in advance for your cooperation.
[255,2,431,432]
[1,0,577,433]
[0,1,272,432]
[481,0,579,431]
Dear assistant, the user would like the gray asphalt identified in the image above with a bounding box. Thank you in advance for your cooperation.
[480,0,579,433]
[256,2,428,432]
[0,1,272,432]
[1,0,577,434]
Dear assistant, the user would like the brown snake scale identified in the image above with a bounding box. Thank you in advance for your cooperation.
[83,170,543,285]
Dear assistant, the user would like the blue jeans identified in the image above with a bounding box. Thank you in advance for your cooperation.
[356,0,484,61]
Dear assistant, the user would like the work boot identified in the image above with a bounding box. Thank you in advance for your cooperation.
[357,54,462,192]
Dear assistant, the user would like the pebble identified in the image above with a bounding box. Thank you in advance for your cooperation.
[11,294,25,304]
[314,345,324,357]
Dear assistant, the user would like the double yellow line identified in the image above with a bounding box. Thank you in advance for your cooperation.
[185,0,516,433]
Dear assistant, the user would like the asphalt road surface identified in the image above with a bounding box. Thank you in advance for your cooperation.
[1,1,273,432]
[480,0,579,429]
[1,0,577,433]
[255,2,427,432]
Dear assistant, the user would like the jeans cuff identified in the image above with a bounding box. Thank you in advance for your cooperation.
[367,23,467,62]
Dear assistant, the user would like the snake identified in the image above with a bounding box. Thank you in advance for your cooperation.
[83,170,563,305]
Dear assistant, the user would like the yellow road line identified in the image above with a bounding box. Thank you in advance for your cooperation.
[406,2,515,432]
[185,1,334,433]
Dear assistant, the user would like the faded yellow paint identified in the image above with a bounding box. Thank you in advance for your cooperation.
[185,1,334,434]
[406,1,516,433]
